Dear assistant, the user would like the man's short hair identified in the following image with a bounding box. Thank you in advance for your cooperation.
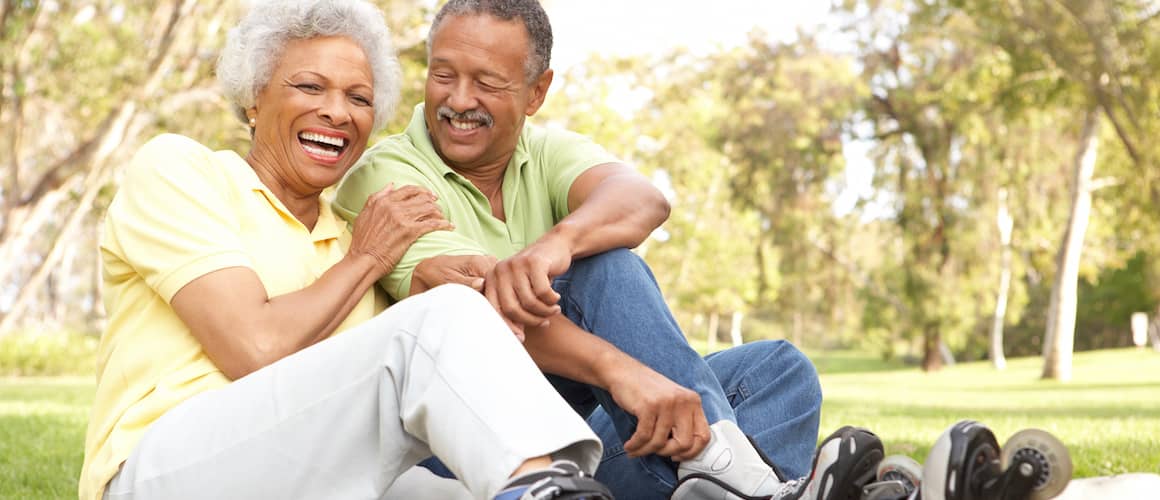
[428,0,553,83]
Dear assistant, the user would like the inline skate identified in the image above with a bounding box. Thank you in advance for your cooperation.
[861,420,1071,500]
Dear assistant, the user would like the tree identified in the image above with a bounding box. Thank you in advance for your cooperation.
[705,34,866,346]
[841,0,1019,370]
[540,52,764,337]
[1,0,243,334]
[953,0,1160,380]
[0,0,432,335]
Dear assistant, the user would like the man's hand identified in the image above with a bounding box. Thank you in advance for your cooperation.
[606,361,711,462]
[483,234,572,331]
[411,254,497,295]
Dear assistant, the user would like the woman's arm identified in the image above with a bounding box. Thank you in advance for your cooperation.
[170,185,451,379]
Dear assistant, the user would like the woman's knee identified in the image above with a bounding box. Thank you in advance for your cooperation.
[382,284,500,339]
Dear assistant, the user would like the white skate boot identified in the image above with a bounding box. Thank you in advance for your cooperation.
[671,421,883,500]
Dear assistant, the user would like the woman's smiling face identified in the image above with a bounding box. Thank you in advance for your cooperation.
[248,35,375,195]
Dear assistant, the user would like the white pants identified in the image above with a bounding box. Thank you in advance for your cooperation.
[104,284,601,500]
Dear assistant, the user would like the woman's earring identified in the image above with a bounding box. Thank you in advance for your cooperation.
[249,117,257,128]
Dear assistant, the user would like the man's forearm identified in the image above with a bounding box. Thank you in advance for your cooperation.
[520,313,637,388]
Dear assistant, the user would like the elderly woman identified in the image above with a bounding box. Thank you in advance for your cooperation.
[78,1,612,499]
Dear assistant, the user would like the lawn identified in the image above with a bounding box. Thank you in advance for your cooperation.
[816,348,1160,477]
[0,377,91,499]
[1,348,1158,498]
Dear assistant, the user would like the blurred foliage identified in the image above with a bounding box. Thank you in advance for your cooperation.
[2,0,1159,373]
[0,332,97,376]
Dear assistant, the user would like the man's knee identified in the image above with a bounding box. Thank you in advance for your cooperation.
[565,249,654,286]
[766,341,817,375]
[761,340,822,406]
[714,340,822,405]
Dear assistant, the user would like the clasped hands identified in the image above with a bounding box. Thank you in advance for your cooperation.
[412,236,570,340]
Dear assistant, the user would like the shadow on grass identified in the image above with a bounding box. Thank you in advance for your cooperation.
[824,399,1160,419]
[954,381,1160,392]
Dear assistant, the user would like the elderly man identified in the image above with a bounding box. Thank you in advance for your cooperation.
[335,1,883,499]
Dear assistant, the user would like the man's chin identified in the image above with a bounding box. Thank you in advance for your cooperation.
[435,144,484,169]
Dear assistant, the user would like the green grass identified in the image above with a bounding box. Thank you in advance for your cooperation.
[1,349,1158,498]
[817,348,1160,477]
[0,377,91,499]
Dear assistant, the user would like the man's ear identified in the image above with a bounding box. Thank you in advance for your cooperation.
[524,68,554,116]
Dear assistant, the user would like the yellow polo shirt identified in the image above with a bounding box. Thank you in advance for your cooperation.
[79,134,384,500]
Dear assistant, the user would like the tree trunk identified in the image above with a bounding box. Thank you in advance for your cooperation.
[991,188,1013,370]
[0,164,117,334]
[729,311,743,346]
[0,102,140,334]
[922,323,943,371]
[1149,306,1160,352]
[792,310,803,347]
[1042,109,1101,381]
[88,242,107,335]
[706,312,720,352]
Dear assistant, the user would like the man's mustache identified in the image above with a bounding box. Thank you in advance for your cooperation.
[436,105,494,127]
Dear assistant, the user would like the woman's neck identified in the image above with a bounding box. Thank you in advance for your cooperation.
[246,152,321,231]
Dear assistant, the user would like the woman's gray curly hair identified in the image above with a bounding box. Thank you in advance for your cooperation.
[217,0,401,132]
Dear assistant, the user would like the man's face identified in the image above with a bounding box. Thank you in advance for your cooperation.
[424,13,552,173]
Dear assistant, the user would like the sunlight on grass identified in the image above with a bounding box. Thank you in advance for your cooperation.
[0,377,91,499]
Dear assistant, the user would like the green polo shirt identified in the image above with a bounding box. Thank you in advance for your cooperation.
[334,104,619,300]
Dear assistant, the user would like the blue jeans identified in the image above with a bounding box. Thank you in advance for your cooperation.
[423,249,822,499]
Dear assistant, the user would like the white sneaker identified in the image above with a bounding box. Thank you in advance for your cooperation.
[672,423,884,500]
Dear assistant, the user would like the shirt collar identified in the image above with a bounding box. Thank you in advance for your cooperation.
[221,150,342,242]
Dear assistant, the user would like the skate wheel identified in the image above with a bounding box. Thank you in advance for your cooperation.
[1001,429,1073,500]
[878,455,923,492]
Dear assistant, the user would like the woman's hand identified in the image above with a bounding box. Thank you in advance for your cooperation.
[348,183,454,277]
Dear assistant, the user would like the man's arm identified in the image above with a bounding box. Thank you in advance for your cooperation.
[557,162,671,258]
[523,313,710,462]
[334,154,490,299]
[484,162,670,328]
